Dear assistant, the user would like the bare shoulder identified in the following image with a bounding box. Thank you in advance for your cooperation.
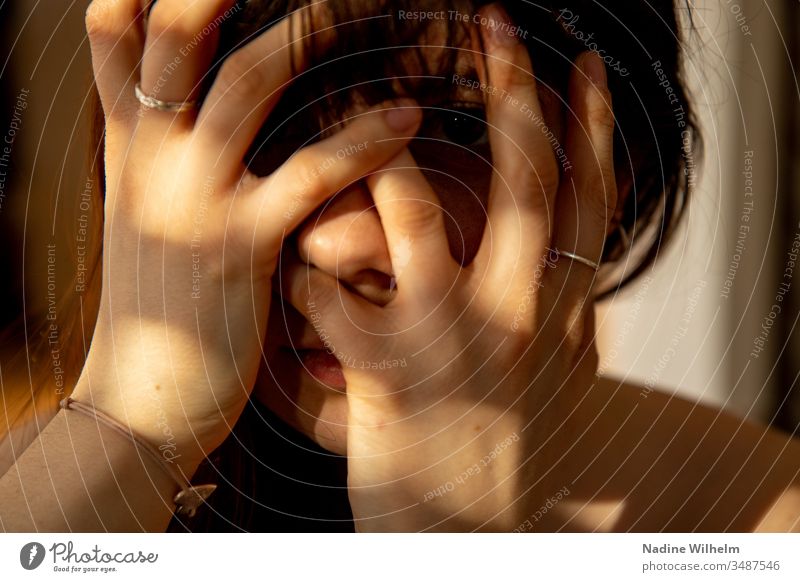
[0,423,31,477]
[551,377,800,532]
[0,408,58,478]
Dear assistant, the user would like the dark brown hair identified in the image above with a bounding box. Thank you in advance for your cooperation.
[218,0,700,293]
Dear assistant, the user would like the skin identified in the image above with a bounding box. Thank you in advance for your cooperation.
[247,5,800,532]
[69,0,432,496]
[1,0,799,532]
[255,4,613,530]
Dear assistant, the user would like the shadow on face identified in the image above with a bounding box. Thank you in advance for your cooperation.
[246,8,566,453]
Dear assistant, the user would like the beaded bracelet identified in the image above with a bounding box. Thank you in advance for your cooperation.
[59,397,216,518]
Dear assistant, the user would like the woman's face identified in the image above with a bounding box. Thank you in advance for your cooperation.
[251,27,566,455]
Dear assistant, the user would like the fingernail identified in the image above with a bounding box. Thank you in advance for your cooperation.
[582,52,606,87]
[385,100,420,131]
[480,3,518,47]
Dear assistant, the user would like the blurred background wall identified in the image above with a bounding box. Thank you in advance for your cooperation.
[0,1,798,433]
[597,0,800,433]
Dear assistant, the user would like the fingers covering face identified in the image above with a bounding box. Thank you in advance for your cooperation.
[89,0,617,344]
[546,51,616,296]
[233,101,422,256]
[366,148,455,295]
[471,3,561,286]
[465,6,615,347]
[194,11,321,172]
[539,51,616,344]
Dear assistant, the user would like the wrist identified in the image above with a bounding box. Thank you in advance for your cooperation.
[70,364,212,480]
[59,397,215,518]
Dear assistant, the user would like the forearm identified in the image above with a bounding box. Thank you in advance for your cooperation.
[0,408,200,532]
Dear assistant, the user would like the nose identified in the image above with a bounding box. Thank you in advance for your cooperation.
[295,182,395,305]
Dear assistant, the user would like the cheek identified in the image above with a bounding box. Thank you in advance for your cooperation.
[411,143,492,265]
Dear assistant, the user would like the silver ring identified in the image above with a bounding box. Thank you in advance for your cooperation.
[552,248,600,272]
[134,83,198,113]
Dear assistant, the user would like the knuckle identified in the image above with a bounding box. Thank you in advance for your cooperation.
[285,148,332,199]
[561,308,588,354]
[509,152,559,200]
[504,70,536,96]
[85,0,116,42]
[490,49,534,91]
[147,0,196,40]
[586,89,615,135]
[584,193,616,230]
[394,199,443,235]
[216,48,269,100]
[535,154,561,195]
[583,174,617,226]
[498,133,561,196]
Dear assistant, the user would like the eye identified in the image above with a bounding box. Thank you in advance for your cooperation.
[421,102,488,149]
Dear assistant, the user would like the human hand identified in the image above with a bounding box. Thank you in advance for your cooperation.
[284,4,616,530]
[73,0,421,475]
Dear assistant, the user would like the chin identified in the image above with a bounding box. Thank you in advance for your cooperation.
[252,347,350,456]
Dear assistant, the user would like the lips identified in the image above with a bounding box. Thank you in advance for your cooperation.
[269,291,347,391]
[293,348,347,392]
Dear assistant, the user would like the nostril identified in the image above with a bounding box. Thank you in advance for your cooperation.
[292,184,396,300]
